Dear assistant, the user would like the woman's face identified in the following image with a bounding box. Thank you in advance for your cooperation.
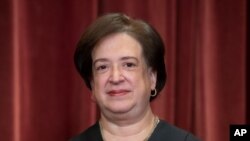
[91,33,156,117]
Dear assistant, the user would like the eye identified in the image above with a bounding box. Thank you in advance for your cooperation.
[123,62,137,70]
[97,65,107,70]
[95,64,109,73]
[125,62,135,67]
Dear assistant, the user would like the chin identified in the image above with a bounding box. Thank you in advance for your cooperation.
[105,102,135,114]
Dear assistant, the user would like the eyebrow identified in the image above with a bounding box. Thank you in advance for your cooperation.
[120,56,138,61]
[93,58,109,66]
[93,56,139,65]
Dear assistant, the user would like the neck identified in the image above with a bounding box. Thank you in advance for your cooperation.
[99,108,158,141]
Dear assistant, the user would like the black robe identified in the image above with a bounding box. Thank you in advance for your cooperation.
[70,120,201,141]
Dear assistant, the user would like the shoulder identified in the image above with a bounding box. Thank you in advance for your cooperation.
[69,122,103,141]
[150,120,201,141]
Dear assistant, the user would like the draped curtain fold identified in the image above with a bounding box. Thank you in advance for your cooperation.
[0,0,247,141]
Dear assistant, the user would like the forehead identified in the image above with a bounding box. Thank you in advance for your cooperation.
[92,33,143,60]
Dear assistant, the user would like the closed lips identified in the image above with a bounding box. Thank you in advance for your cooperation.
[107,90,131,96]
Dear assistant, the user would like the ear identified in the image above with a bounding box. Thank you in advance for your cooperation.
[149,69,157,90]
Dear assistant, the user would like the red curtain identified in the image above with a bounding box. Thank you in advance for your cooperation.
[0,0,247,141]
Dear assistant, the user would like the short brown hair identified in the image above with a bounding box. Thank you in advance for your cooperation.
[74,13,167,100]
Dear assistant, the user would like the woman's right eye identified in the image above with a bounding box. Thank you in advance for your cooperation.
[95,65,108,72]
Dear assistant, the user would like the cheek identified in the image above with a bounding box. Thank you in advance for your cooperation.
[92,74,109,92]
[140,71,153,91]
[125,70,150,88]
[91,77,105,103]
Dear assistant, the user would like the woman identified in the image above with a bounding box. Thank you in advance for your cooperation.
[71,13,200,141]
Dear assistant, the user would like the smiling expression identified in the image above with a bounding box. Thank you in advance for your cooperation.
[91,33,156,116]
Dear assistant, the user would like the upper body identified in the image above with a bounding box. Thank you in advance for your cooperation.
[70,120,200,141]
[72,13,200,141]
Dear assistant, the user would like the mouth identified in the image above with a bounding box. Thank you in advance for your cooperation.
[107,89,131,96]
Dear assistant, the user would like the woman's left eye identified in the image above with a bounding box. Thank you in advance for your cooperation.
[123,62,136,69]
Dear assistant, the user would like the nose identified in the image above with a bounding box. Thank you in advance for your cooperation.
[109,65,124,84]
